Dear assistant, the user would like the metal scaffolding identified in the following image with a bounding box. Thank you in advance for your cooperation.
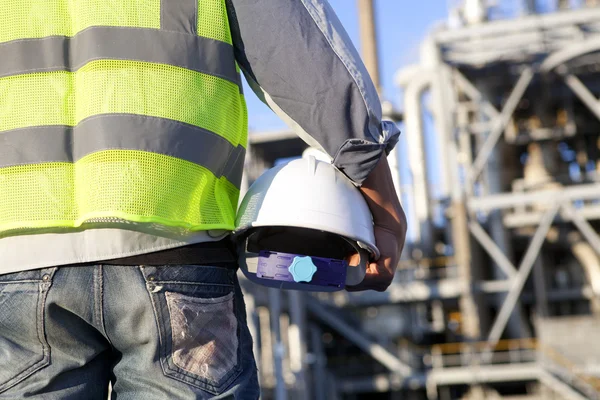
[242,3,600,400]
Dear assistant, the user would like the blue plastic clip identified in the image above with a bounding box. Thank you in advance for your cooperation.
[288,256,318,283]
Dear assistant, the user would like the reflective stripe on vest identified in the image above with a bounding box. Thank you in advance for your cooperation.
[0,0,247,234]
[0,27,241,86]
[0,115,246,185]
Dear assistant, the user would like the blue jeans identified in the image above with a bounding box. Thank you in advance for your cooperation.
[0,264,259,399]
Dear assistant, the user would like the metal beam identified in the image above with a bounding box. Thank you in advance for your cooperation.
[404,71,434,247]
[428,363,540,385]
[357,0,381,93]
[469,221,518,279]
[541,36,600,72]
[434,7,600,44]
[478,280,513,292]
[242,289,261,376]
[305,297,413,376]
[258,307,275,388]
[321,279,513,308]
[561,72,600,122]
[431,64,455,200]
[337,364,547,393]
[387,280,463,302]
[468,184,600,212]
[248,129,297,144]
[310,324,328,400]
[520,287,594,303]
[533,255,550,318]
[268,288,287,400]
[538,370,590,400]
[288,291,309,400]
[453,69,500,119]
[470,67,534,181]
[444,45,548,67]
[447,32,544,51]
[505,204,600,227]
[563,203,600,255]
[483,205,559,360]
[338,374,426,394]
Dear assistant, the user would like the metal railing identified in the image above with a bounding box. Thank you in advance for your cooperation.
[428,338,538,369]
[540,343,600,398]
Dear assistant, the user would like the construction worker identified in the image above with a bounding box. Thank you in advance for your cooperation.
[0,1,406,399]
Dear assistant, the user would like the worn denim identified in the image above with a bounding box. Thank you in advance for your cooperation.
[0,264,259,399]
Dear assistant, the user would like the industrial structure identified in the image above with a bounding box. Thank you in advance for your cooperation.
[241,1,600,398]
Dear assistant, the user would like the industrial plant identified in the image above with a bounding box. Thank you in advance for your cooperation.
[242,1,600,398]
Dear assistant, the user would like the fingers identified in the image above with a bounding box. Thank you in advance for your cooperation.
[345,223,405,292]
[345,262,373,292]
[346,261,393,292]
[345,252,362,266]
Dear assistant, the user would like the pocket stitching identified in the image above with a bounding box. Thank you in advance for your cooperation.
[146,283,243,395]
[166,292,238,382]
[166,290,234,305]
[0,282,51,393]
[155,281,234,288]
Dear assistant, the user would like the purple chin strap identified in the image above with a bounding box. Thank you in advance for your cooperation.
[256,250,348,289]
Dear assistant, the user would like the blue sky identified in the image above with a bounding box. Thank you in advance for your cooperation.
[243,0,450,132]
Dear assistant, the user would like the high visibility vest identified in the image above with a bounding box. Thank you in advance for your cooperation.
[0,1,247,235]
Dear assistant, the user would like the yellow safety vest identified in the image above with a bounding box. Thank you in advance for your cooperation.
[0,0,247,235]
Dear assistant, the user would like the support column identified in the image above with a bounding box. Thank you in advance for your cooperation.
[268,288,287,400]
[288,291,309,400]
[477,81,531,339]
[404,75,435,254]
[310,325,328,400]
[357,0,381,94]
[533,255,550,318]
[450,85,484,340]
[523,0,537,14]
[452,201,483,339]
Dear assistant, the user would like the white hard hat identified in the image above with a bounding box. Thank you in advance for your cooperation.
[234,155,379,292]
[301,147,332,163]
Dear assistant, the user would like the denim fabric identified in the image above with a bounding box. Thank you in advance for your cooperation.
[0,264,259,399]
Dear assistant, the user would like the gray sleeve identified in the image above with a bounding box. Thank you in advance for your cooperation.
[225,0,400,185]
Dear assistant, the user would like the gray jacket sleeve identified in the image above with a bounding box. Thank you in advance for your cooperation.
[225,0,400,185]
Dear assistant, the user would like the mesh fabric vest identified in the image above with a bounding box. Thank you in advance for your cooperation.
[0,0,248,235]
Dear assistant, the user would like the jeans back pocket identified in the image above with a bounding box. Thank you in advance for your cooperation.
[142,265,243,395]
[0,269,53,393]
[166,291,238,383]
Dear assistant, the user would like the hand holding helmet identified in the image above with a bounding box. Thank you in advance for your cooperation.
[348,154,407,292]
[234,154,379,292]
[234,152,406,293]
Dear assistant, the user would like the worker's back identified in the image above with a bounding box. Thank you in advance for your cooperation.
[0,2,406,398]
[0,0,247,238]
